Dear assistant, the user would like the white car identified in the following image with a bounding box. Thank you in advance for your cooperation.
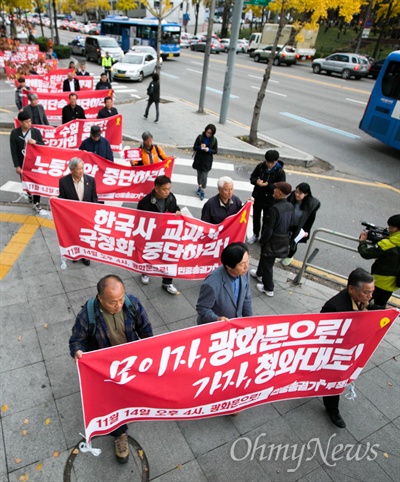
[112,52,157,82]
[237,39,248,53]
[130,46,163,66]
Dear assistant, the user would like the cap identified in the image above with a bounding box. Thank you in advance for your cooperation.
[18,111,31,122]
[90,125,101,136]
[18,77,26,83]
[265,149,279,162]
[274,182,292,196]
[387,214,400,230]
[28,93,38,101]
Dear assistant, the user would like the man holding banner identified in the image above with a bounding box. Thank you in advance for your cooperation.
[62,93,86,124]
[69,274,153,463]
[79,125,114,162]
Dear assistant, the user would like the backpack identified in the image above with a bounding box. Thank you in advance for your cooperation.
[86,294,138,351]
[147,82,154,96]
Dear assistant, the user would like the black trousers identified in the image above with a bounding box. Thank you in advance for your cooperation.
[256,256,275,291]
[323,395,340,414]
[373,286,392,308]
[110,424,128,437]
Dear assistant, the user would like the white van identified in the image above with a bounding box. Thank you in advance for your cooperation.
[85,36,124,65]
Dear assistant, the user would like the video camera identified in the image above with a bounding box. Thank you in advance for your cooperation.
[361,222,389,244]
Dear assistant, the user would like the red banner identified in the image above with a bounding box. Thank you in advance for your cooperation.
[5,59,57,78]
[18,117,122,151]
[124,147,142,163]
[50,197,250,277]
[76,309,398,441]
[22,143,172,200]
[16,70,94,92]
[21,89,113,120]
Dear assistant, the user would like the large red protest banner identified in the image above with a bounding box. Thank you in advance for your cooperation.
[23,143,172,200]
[50,197,250,277]
[16,70,94,91]
[22,89,113,120]
[4,59,57,78]
[19,116,122,151]
[76,310,398,441]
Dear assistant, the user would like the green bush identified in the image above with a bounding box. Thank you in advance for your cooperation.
[35,36,49,52]
[54,45,71,59]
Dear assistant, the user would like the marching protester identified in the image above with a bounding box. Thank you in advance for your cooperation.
[61,93,86,124]
[62,71,80,92]
[23,93,49,125]
[358,214,400,307]
[250,182,293,297]
[96,72,112,91]
[137,175,181,295]
[196,242,252,325]
[281,182,321,266]
[97,96,118,119]
[143,73,160,123]
[69,275,153,463]
[45,46,57,59]
[201,177,242,225]
[59,157,99,266]
[76,62,90,76]
[10,111,45,212]
[101,52,113,83]
[15,77,31,111]
[192,124,218,201]
[79,125,114,162]
[137,131,170,166]
[320,268,377,428]
[248,149,286,245]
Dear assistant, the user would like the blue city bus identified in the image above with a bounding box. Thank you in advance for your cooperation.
[100,16,181,59]
[359,50,400,150]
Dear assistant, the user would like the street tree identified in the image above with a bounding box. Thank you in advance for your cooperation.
[115,0,138,16]
[142,0,181,73]
[371,0,400,58]
[32,0,47,37]
[248,0,365,145]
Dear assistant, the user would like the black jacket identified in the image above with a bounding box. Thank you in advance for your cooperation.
[10,127,45,168]
[250,161,286,207]
[192,132,218,172]
[287,191,320,243]
[96,80,112,90]
[260,198,294,258]
[62,78,80,92]
[62,104,86,124]
[137,190,180,214]
[147,79,160,102]
[59,174,98,203]
[97,106,119,119]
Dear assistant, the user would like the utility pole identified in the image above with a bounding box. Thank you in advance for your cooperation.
[219,0,244,124]
[197,0,216,113]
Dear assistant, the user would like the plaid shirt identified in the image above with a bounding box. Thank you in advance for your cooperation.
[69,294,153,358]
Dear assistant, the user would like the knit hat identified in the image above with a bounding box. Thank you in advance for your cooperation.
[387,214,400,230]
[18,111,31,121]
[90,125,101,136]
[274,182,292,196]
[265,150,279,162]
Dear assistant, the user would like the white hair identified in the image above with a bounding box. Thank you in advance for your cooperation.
[217,176,234,189]
[69,157,84,170]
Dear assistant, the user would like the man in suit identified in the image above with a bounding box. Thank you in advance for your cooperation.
[59,157,99,266]
[196,242,252,324]
[320,267,376,429]
[62,71,80,92]
[10,110,45,212]
[97,96,118,119]
[62,93,86,124]
[23,93,49,125]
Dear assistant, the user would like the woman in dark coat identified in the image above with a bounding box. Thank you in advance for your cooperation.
[144,73,160,123]
[282,182,321,266]
[192,124,218,201]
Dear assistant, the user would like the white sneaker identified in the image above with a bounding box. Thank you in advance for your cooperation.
[281,257,293,266]
[250,269,262,283]
[33,203,42,213]
[141,275,150,285]
[162,283,178,295]
[256,283,274,297]
[275,258,281,263]
[247,234,258,245]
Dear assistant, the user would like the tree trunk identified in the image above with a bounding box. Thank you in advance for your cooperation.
[372,0,394,59]
[248,7,286,145]
[156,16,162,73]
[52,0,60,45]
[194,2,199,35]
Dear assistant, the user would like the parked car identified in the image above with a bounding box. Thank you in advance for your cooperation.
[253,45,297,66]
[311,53,370,79]
[220,38,240,53]
[180,33,194,48]
[237,39,248,53]
[130,45,163,65]
[68,37,86,56]
[369,57,386,79]
[190,36,223,54]
[87,23,100,35]
[112,52,157,82]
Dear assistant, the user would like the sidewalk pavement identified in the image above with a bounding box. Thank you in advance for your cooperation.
[0,204,399,481]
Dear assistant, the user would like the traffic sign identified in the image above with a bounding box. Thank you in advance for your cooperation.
[244,0,271,5]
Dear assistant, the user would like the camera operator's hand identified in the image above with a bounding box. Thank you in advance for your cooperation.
[359,231,368,241]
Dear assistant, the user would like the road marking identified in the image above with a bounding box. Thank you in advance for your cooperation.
[249,74,278,83]
[280,112,360,139]
[191,61,204,66]
[187,68,202,74]
[113,89,139,93]
[251,86,287,97]
[346,98,367,105]
[161,72,180,79]
[206,86,239,99]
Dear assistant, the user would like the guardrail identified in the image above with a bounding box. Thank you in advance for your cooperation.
[293,227,399,301]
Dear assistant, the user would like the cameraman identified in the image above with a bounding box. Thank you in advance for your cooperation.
[358,214,400,307]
